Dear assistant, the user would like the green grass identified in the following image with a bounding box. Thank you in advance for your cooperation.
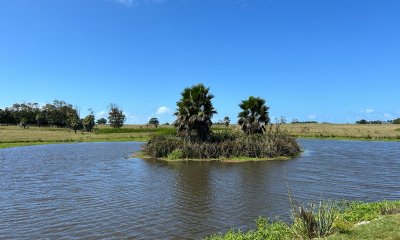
[95,127,158,134]
[0,125,176,149]
[205,200,400,240]
[2,124,400,150]
[326,214,400,240]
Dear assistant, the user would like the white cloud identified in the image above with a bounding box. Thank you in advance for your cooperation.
[110,0,167,7]
[113,0,134,7]
[308,114,316,120]
[383,113,393,119]
[96,110,108,119]
[363,109,374,114]
[156,106,171,115]
[123,112,137,124]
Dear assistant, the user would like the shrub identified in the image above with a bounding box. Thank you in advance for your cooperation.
[167,149,184,160]
[142,124,301,160]
[290,201,338,239]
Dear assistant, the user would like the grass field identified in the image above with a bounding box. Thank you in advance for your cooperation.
[1,123,400,149]
[281,123,400,141]
[0,124,174,148]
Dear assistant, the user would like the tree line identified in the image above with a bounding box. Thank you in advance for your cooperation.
[0,100,126,132]
[355,119,400,124]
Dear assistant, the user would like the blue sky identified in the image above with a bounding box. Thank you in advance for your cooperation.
[0,0,399,124]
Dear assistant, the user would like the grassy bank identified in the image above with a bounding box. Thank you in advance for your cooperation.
[205,200,400,240]
[1,123,400,149]
[282,123,400,141]
[0,125,174,149]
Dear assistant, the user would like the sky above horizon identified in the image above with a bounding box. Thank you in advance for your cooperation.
[1,0,399,124]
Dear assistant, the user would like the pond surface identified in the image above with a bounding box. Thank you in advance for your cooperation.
[0,140,399,239]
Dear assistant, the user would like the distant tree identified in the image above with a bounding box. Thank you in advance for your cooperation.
[223,116,230,128]
[238,96,270,134]
[174,83,217,141]
[20,118,28,129]
[356,119,368,124]
[36,113,47,127]
[148,117,159,128]
[393,118,400,124]
[83,111,95,132]
[0,109,5,124]
[96,118,107,125]
[108,104,126,128]
[69,117,82,133]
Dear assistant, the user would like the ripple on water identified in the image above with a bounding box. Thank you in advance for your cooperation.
[0,140,399,239]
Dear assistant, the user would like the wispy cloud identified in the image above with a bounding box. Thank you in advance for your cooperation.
[362,109,374,114]
[113,0,134,7]
[308,114,316,120]
[96,110,108,119]
[110,0,167,7]
[123,112,137,124]
[155,106,172,115]
[383,113,393,119]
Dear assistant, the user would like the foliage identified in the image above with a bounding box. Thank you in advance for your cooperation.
[206,217,292,240]
[69,115,82,133]
[223,116,230,127]
[355,119,367,124]
[238,96,270,134]
[148,117,160,128]
[142,124,300,159]
[19,118,28,129]
[340,200,400,223]
[96,118,107,124]
[326,215,400,240]
[167,149,184,160]
[83,113,95,132]
[290,201,338,239]
[206,200,400,240]
[174,83,217,141]
[393,118,400,124]
[108,103,126,128]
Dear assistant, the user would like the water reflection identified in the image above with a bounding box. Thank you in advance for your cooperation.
[0,140,399,239]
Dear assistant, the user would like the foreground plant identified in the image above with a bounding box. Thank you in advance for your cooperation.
[205,200,400,240]
[205,217,292,240]
[290,201,338,239]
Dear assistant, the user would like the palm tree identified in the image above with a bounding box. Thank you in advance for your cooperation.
[174,84,217,141]
[238,96,270,134]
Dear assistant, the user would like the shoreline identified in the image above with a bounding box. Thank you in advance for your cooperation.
[2,135,400,149]
[0,138,148,149]
[133,152,293,162]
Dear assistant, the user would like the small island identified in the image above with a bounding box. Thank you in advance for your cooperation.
[140,83,301,161]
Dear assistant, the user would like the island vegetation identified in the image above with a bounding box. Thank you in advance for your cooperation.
[1,84,400,149]
[141,84,301,161]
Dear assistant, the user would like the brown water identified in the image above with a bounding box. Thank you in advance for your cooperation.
[0,139,399,239]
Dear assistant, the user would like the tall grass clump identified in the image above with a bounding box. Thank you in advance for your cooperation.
[142,124,301,160]
[290,201,338,239]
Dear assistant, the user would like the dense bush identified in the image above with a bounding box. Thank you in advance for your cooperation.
[142,124,300,160]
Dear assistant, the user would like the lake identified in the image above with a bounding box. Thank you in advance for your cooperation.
[0,139,399,239]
